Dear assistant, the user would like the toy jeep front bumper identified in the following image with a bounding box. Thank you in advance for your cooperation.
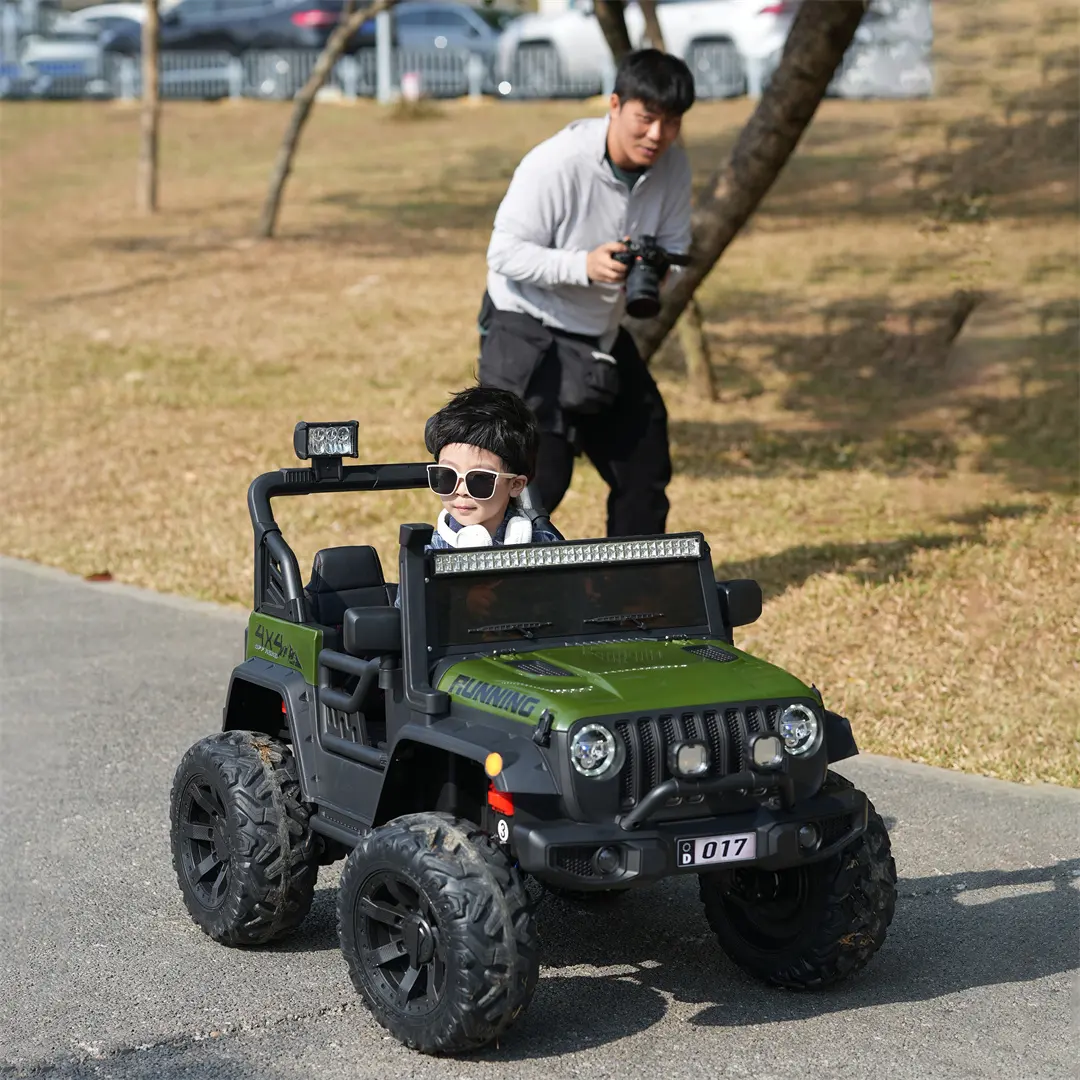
[512,776,868,891]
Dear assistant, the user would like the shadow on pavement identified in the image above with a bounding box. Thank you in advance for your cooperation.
[276,855,1079,1058]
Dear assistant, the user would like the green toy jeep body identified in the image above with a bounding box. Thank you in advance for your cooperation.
[170,423,896,1056]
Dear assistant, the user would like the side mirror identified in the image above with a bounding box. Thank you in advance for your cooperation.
[716,579,762,629]
[344,606,402,656]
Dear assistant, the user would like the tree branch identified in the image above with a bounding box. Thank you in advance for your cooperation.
[258,0,398,239]
[630,0,867,360]
[594,0,632,63]
[639,0,664,51]
[136,0,160,214]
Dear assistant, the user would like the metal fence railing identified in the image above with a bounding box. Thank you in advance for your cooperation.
[0,19,933,103]
[0,46,506,102]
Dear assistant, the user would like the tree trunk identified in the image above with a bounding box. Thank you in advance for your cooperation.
[136,0,160,214]
[631,1,867,360]
[258,0,396,240]
[594,1,632,65]
[639,0,664,50]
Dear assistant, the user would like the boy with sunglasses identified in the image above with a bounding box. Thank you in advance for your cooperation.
[422,385,563,550]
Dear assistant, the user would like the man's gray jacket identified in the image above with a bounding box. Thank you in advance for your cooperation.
[485,115,693,350]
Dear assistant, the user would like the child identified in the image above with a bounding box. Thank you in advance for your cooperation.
[422,386,563,549]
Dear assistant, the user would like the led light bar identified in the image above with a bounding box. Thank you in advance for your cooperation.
[433,535,702,575]
[293,420,359,460]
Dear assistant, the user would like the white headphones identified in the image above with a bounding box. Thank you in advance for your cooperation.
[435,506,534,548]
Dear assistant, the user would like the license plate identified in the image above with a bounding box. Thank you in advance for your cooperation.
[677,831,756,867]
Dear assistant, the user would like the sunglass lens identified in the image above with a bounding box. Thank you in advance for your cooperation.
[465,470,497,500]
[428,465,458,496]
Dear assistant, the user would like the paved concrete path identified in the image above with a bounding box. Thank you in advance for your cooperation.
[2,556,1077,1080]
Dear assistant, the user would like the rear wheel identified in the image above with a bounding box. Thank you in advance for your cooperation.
[338,812,539,1054]
[169,731,319,946]
[510,42,562,98]
[685,38,746,99]
[698,772,897,988]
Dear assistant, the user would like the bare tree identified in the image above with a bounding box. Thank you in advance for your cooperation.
[639,0,664,50]
[595,1,868,362]
[259,0,398,239]
[595,1,633,61]
[136,0,160,214]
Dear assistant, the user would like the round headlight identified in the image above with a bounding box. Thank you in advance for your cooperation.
[779,704,820,756]
[570,724,618,777]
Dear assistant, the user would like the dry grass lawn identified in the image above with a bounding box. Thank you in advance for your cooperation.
[1,0,1077,786]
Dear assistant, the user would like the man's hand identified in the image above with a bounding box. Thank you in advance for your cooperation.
[586,239,630,284]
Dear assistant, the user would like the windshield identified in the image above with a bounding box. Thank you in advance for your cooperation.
[473,7,517,30]
[428,560,708,648]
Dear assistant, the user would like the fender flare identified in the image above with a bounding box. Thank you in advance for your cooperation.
[824,709,859,763]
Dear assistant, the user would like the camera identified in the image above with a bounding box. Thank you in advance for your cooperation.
[611,235,692,319]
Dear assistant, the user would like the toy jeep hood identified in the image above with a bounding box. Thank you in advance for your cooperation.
[437,639,815,730]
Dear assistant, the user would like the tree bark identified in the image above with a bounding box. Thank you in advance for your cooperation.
[594,1,632,65]
[630,1,867,360]
[258,0,397,239]
[136,0,160,214]
[639,0,664,50]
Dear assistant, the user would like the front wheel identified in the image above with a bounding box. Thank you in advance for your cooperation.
[337,812,539,1054]
[699,772,897,989]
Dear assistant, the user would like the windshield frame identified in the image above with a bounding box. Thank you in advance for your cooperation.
[420,534,723,664]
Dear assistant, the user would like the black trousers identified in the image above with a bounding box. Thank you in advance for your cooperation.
[479,311,672,537]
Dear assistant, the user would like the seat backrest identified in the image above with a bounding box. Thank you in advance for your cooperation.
[305,545,390,627]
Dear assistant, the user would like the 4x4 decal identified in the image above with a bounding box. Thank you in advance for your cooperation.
[252,622,302,672]
[448,674,541,718]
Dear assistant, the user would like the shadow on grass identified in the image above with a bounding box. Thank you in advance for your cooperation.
[710,500,1045,603]
[663,293,1078,496]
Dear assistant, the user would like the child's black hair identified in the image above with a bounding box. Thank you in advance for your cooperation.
[424,385,539,478]
[613,48,696,117]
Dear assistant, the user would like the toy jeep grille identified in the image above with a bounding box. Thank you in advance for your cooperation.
[614,704,783,809]
[507,659,574,677]
[683,644,737,663]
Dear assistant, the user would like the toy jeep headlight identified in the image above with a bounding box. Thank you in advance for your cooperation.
[293,421,358,461]
[779,704,821,756]
[570,724,618,777]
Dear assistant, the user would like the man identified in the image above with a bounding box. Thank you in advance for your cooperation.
[477,48,695,538]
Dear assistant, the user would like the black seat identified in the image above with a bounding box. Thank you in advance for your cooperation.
[304,545,392,629]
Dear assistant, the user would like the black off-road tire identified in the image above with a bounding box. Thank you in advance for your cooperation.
[169,731,319,946]
[699,771,897,989]
[338,812,539,1055]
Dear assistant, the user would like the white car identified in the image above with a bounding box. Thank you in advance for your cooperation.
[495,0,799,100]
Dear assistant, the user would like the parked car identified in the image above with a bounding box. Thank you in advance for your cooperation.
[394,1,517,57]
[494,0,799,100]
[12,25,110,97]
[95,0,389,56]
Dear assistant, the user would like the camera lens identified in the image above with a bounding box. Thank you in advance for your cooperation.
[624,261,662,319]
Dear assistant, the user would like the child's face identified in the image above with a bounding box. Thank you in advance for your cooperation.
[436,443,527,536]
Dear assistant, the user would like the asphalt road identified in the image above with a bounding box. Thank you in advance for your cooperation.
[2,556,1078,1080]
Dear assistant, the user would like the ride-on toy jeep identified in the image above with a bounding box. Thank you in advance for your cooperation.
[169,421,897,1055]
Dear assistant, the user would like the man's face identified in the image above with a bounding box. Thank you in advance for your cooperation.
[607,95,682,168]
[436,442,526,536]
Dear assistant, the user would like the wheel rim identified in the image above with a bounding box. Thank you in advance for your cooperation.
[178,775,231,910]
[515,47,557,96]
[716,866,814,950]
[689,43,742,99]
[355,870,447,1017]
